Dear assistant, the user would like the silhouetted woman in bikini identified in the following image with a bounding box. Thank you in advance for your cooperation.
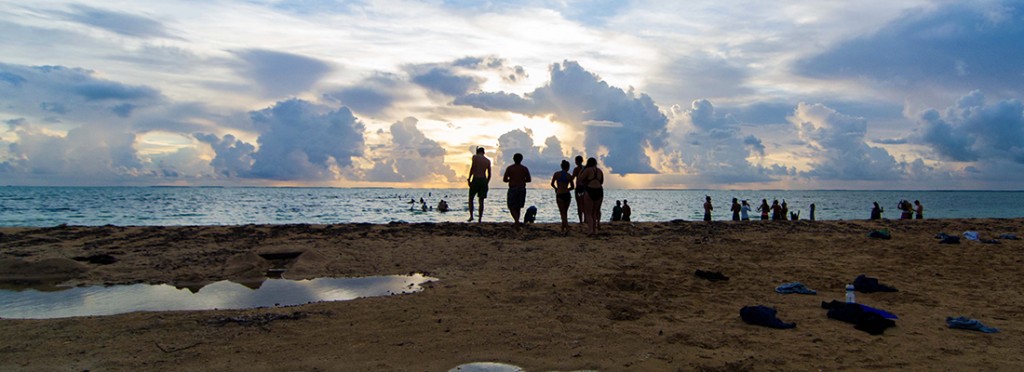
[551,160,575,235]
[577,157,604,236]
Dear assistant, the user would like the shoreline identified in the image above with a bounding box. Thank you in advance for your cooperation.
[2,219,1023,370]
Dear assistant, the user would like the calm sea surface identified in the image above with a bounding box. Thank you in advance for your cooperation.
[0,187,1022,227]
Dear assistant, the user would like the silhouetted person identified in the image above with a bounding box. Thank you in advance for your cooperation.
[809,203,816,221]
[758,199,770,220]
[870,201,883,220]
[730,198,741,221]
[622,200,632,222]
[577,157,604,236]
[771,200,782,221]
[703,195,713,222]
[781,200,789,221]
[550,159,575,235]
[611,200,622,221]
[503,153,531,225]
[467,147,491,223]
[914,200,924,220]
[571,156,585,224]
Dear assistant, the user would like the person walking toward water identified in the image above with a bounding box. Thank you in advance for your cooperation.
[467,147,491,223]
[741,200,751,221]
[730,198,741,221]
[622,200,632,222]
[550,160,575,234]
[870,201,883,220]
[572,156,585,224]
[914,200,924,219]
[703,196,713,221]
[577,157,604,236]
[503,153,531,225]
[758,199,770,220]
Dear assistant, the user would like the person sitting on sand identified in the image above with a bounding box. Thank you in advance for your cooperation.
[611,200,623,222]
[621,200,631,222]
[550,159,575,234]
[870,201,883,220]
[523,205,537,223]
[758,199,770,221]
[467,147,491,223]
[914,200,924,220]
[503,153,531,225]
[703,196,713,222]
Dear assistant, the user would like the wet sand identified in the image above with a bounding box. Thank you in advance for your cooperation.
[1,219,1022,371]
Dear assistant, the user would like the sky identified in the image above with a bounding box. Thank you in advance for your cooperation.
[1,0,1024,189]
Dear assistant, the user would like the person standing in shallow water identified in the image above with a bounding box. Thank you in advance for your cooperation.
[467,147,491,223]
[730,198,741,221]
[703,196,713,222]
[914,200,924,220]
[550,160,575,235]
[740,200,751,221]
[621,200,632,222]
[503,153,531,225]
[770,200,782,221]
[809,203,816,221]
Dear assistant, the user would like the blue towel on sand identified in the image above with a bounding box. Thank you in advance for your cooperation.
[775,282,817,295]
[947,316,999,333]
[859,304,898,319]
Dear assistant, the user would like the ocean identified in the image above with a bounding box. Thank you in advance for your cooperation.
[0,186,1022,227]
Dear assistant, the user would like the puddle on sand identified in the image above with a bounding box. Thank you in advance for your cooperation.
[0,274,435,319]
[449,363,524,372]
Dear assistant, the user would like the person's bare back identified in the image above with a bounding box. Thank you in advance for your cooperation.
[469,153,491,181]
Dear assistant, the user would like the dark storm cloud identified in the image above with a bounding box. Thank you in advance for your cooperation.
[455,61,667,175]
[235,49,333,98]
[916,90,1024,164]
[795,2,1024,94]
[59,5,176,39]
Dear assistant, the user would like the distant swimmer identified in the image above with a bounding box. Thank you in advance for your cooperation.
[437,200,449,213]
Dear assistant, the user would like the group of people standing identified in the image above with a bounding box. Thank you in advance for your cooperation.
[871,200,924,220]
[704,197,815,222]
[467,148,610,236]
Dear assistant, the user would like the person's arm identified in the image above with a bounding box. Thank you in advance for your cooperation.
[550,172,558,189]
[502,166,510,183]
[568,176,575,191]
[485,162,491,182]
[524,168,531,183]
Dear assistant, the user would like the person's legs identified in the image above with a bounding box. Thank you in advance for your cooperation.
[477,196,484,223]
[575,193,585,224]
[593,197,603,233]
[557,196,570,232]
[468,191,476,222]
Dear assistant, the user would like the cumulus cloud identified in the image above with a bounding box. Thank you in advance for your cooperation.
[193,133,255,178]
[1,121,146,182]
[234,49,333,98]
[916,90,1024,166]
[658,99,777,184]
[455,60,667,174]
[492,129,567,177]
[323,73,409,117]
[362,117,457,183]
[790,102,904,180]
[795,2,1024,96]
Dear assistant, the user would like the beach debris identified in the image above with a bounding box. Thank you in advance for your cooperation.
[775,282,817,295]
[946,316,1000,333]
[72,254,118,265]
[963,231,980,241]
[695,269,729,281]
[852,274,898,293]
[740,305,796,329]
[997,233,1020,240]
[821,300,896,335]
[206,311,313,327]
[867,229,891,239]
[936,233,961,244]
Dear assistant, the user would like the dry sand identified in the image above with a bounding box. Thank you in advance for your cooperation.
[1,219,1023,371]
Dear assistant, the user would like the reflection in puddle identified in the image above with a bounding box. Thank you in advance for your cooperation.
[449,363,524,372]
[0,274,435,319]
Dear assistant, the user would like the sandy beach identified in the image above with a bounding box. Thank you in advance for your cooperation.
[1,219,1022,371]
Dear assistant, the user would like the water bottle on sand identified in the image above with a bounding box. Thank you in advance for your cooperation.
[845,284,856,303]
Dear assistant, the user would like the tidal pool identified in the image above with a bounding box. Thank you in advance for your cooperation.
[0,274,435,319]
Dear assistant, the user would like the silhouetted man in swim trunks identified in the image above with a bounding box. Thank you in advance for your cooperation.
[468,147,491,223]
[503,153,531,225]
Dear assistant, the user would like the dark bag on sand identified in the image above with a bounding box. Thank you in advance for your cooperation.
[741,305,796,329]
[821,301,895,335]
[695,269,729,281]
[867,229,891,240]
[852,275,898,293]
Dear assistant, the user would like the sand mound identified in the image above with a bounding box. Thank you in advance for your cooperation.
[284,249,330,279]
[0,257,90,285]
[222,252,271,281]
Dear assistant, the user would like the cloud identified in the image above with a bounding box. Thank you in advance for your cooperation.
[493,129,567,177]
[658,99,777,184]
[58,5,176,39]
[0,63,163,120]
[406,56,524,96]
[1,121,146,182]
[323,73,409,117]
[194,133,255,178]
[916,90,1024,165]
[234,49,333,98]
[246,99,366,180]
[795,2,1024,96]
[363,117,457,182]
[790,102,904,180]
[455,60,667,174]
